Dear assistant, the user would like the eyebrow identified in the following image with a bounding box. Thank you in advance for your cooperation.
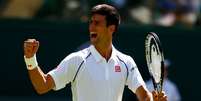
[90,19,99,24]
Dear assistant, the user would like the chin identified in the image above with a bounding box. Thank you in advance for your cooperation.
[90,38,96,42]
[90,40,98,46]
[90,40,95,45]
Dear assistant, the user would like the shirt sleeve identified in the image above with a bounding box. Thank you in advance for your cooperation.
[126,56,146,93]
[48,53,81,90]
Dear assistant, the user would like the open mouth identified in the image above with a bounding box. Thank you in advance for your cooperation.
[90,32,97,38]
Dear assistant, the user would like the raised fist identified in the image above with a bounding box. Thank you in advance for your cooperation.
[24,39,39,58]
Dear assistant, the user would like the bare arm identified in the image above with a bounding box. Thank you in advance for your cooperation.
[135,85,167,101]
[136,85,152,101]
[24,39,55,94]
[28,67,55,94]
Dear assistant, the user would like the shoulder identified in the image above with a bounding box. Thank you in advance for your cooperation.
[115,49,135,65]
[63,47,91,63]
[116,50,129,60]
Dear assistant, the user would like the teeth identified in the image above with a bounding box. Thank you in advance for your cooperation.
[90,32,97,35]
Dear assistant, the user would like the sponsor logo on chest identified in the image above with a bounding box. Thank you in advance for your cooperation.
[115,65,121,72]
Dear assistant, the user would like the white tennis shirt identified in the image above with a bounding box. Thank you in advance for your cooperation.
[48,45,145,101]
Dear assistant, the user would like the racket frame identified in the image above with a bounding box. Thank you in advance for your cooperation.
[145,32,165,93]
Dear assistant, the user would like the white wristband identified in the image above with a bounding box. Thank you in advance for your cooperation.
[24,55,38,70]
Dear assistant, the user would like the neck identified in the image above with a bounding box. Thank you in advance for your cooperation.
[95,43,112,61]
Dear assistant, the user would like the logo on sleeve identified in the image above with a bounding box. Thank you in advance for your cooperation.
[115,65,121,72]
[130,67,135,72]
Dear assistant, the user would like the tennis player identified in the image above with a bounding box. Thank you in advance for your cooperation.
[24,4,167,101]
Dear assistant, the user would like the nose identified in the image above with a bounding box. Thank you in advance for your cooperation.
[89,22,95,32]
[89,21,96,32]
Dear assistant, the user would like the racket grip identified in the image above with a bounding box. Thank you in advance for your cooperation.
[156,83,162,93]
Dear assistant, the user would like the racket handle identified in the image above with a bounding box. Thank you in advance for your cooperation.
[156,84,162,93]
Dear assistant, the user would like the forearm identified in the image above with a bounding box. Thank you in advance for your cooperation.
[28,67,51,94]
[138,91,153,101]
[145,92,153,101]
[24,55,54,94]
[136,86,153,101]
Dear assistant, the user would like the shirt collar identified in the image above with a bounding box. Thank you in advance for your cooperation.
[89,45,116,63]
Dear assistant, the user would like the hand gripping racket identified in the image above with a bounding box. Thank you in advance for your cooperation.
[145,32,165,93]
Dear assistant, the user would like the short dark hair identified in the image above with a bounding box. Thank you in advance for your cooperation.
[91,4,121,32]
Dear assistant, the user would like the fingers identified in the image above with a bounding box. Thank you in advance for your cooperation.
[152,91,158,101]
[159,91,167,101]
[24,39,39,58]
[152,90,168,101]
[159,91,164,97]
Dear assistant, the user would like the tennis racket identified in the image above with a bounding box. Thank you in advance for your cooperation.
[145,32,165,93]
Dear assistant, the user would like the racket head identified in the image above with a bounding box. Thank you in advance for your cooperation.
[145,32,165,93]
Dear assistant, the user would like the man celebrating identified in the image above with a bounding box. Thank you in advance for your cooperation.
[24,4,167,101]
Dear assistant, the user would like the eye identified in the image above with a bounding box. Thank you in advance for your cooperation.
[89,20,99,26]
[94,21,98,25]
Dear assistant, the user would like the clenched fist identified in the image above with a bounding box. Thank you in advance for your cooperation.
[24,39,39,58]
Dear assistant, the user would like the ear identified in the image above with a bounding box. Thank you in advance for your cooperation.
[108,25,116,33]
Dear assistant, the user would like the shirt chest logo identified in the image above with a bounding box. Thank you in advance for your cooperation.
[115,65,121,72]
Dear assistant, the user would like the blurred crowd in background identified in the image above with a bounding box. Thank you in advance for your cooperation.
[0,0,200,28]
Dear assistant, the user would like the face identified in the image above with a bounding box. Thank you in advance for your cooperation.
[89,14,115,46]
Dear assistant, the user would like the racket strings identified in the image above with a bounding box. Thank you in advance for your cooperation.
[145,32,165,93]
